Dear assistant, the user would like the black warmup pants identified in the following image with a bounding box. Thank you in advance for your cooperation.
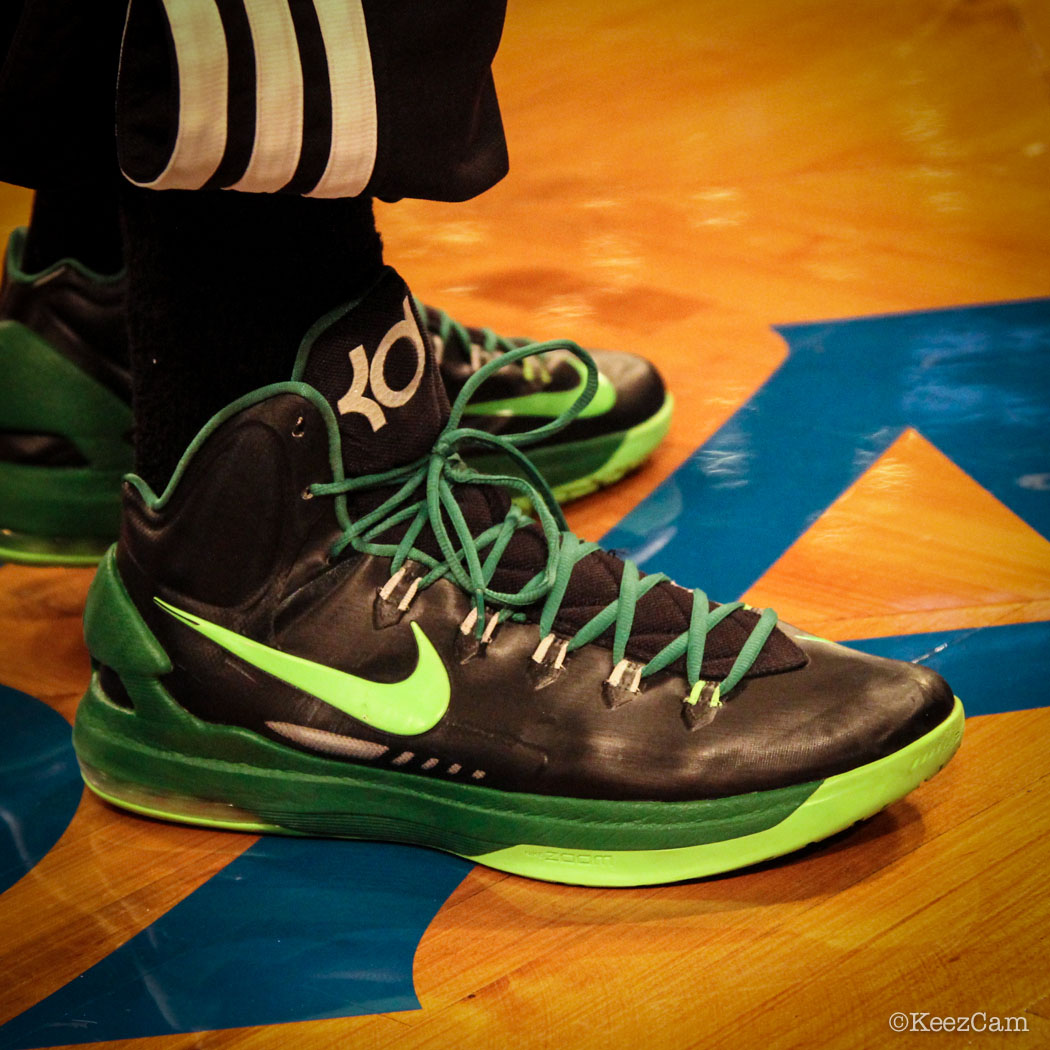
[0,0,509,203]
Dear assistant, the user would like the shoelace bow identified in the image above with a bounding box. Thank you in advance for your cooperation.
[311,340,778,705]
[419,300,553,383]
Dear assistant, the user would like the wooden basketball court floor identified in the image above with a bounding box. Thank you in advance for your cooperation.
[2,1,1049,1047]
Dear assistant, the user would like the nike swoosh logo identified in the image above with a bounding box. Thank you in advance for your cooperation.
[463,355,617,420]
[154,598,451,736]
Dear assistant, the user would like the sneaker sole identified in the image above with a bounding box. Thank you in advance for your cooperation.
[73,551,964,887]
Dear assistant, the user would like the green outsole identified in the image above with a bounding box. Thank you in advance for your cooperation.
[77,697,964,887]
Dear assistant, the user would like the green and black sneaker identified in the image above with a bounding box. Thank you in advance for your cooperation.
[73,267,963,887]
[0,227,131,565]
[421,303,672,501]
[0,227,671,566]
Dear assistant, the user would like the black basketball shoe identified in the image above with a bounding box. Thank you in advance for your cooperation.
[0,228,670,565]
[421,302,671,500]
[72,267,963,887]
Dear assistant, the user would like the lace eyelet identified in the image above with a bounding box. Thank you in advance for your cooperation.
[291,416,306,438]
[301,487,314,500]
[602,659,645,709]
[529,632,570,689]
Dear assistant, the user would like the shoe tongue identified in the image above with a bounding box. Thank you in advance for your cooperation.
[303,273,805,683]
[296,268,450,475]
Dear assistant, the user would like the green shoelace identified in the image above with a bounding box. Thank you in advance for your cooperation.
[311,340,777,705]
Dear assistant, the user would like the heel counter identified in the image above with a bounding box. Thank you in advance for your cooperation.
[85,547,172,677]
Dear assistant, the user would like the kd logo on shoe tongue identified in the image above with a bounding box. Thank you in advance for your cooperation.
[337,295,426,432]
[155,598,450,736]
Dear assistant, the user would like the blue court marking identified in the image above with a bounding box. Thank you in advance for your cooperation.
[605,298,1050,599]
[0,684,81,896]
[0,838,471,1049]
[848,620,1050,717]
[602,298,1050,717]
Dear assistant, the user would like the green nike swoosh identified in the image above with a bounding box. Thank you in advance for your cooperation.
[154,598,451,736]
[463,355,617,419]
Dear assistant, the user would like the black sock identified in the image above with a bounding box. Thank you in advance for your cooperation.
[120,186,384,492]
[22,186,124,275]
